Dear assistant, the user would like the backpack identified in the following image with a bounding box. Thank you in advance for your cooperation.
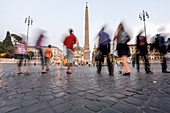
[100,32,111,46]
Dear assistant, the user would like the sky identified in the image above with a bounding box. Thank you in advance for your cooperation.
[1,0,170,54]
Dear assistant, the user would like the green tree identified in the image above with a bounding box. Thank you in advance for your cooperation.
[3,31,13,50]
[3,31,14,58]
[0,41,4,53]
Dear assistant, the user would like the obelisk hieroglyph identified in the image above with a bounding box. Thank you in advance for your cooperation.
[84,2,90,62]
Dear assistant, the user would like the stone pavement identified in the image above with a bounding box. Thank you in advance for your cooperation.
[0,63,170,113]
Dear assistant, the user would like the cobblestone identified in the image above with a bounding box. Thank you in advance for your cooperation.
[0,63,170,113]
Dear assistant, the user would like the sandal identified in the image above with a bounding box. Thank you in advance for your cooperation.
[123,72,130,76]
[42,71,47,74]
[66,71,72,74]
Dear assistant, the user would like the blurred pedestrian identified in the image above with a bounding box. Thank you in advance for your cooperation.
[96,26,113,75]
[113,23,130,76]
[45,45,53,71]
[63,29,77,74]
[15,35,29,74]
[119,61,123,74]
[36,32,47,73]
[151,34,170,73]
[136,30,152,73]
[131,54,135,68]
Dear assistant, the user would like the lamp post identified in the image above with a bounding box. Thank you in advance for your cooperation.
[139,10,149,38]
[25,16,33,42]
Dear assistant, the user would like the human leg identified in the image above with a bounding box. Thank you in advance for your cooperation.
[136,54,140,72]
[106,55,113,75]
[121,55,130,74]
[18,54,23,74]
[66,48,74,74]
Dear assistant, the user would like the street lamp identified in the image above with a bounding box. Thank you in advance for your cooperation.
[25,16,33,42]
[139,10,149,38]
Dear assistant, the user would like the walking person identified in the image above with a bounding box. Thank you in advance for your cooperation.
[96,26,113,75]
[131,55,135,68]
[15,35,29,74]
[151,34,170,73]
[63,29,77,74]
[36,32,47,73]
[136,30,152,74]
[44,45,53,71]
[113,23,131,76]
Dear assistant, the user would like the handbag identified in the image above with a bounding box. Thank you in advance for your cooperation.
[95,50,102,61]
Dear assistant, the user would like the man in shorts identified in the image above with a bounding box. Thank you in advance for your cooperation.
[45,45,53,71]
[63,29,77,74]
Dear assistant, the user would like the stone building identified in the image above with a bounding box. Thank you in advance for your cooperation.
[73,42,84,62]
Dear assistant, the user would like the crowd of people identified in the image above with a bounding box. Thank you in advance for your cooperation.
[13,23,170,75]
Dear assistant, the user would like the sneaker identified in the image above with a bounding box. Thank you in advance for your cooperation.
[162,70,170,73]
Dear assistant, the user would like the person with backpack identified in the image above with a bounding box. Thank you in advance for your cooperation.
[151,34,170,73]
[113,23,131,76]
[96,26,113,75]
[136,30,152,74]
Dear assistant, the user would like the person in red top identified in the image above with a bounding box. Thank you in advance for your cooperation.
[63,29,77,74]
[45,45,53,71]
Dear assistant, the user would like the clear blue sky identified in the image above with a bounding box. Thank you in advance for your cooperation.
[1,0,170,52]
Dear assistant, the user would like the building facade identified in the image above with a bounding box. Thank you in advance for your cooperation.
[27,46,63,63]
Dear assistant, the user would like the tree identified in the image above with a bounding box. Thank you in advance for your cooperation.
[0,42,4,53]
[3,31,14,58]
[11,34,22,42]
[3,31,13,51]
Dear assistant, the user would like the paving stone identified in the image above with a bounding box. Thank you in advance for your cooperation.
[86,90,98,94]
[53,103,74,113]
[98,96,118,106]
[70,98,89,106]
[21,99,39,107]
[84,101,107,112]
[112,102,139,113]
[68,106,92,113]
[110,93,126,99]
[38,108,55,113]
[63,95,81,101]
[0,105,18,113]
[85,93,98,100]
[40,91,53,96]
[147,98,170,112]
[48,98,65,106]
[141,107,164,113]
[100,108,120,113]
[94,91,107,97]
[23,95,39,100]
[124,97,145,106]
[25,102,49,113]
[52,92,65,98]
[39,95,54,101]
[133,94,149,101]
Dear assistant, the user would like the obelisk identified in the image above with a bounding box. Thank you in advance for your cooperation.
[84,2,90,62]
